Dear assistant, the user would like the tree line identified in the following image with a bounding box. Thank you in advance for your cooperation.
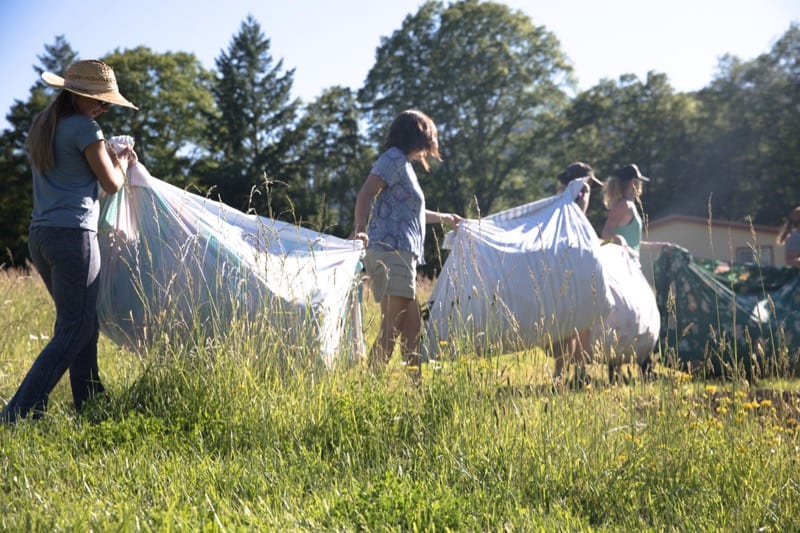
[1,0,798,272]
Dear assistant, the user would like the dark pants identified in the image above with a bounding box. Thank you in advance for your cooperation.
[1,226,104,423]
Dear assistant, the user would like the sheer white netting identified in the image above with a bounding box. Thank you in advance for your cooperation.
[423,178,660,367]
[97,135,365,366]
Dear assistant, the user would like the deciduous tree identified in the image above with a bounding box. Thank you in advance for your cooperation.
[100,47,216,188]
[359,0,573,219]
[692,23,800,225]
[558,72,697,224]
[289,87,375,235]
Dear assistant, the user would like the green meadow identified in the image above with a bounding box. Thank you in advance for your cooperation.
[1,266,798,531]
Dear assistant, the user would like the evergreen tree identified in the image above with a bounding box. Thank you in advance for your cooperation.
[201,15,301,217]
[359,0,573,218]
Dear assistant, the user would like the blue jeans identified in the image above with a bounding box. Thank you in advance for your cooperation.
[1,227,104,422]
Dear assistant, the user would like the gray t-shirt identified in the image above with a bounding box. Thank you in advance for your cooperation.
[786,230,800,254]
[30,114,104,230]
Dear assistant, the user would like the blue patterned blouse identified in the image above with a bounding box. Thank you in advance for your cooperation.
[366,147,426,263]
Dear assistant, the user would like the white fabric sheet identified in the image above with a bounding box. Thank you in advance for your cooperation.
[423,179,659,364]
[97,137,364,366]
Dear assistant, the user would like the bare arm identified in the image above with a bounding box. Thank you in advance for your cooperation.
[639,240,669,256]
[426,210,464,227]
[84,140,134,194]
[351,174,387,245]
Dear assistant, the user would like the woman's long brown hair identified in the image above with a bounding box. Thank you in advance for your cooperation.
[27,90,78,174]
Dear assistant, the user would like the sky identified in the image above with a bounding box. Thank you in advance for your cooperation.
[1,0,798,131]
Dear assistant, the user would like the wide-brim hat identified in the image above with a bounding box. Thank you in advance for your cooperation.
[558,161,604,187]
[614,163,650,182]
[41,59,138,110]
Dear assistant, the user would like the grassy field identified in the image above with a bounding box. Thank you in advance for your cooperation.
[1,266,799,531]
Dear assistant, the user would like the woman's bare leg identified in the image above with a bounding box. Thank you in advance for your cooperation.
[553,335,577,379]
[368,295,413,371]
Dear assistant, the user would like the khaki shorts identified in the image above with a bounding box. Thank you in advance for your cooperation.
[363,248,417,302]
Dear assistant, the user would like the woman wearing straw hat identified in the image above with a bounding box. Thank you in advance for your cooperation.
[1,60,137,423]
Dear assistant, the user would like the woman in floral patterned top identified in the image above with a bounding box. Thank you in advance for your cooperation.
[353,110,463,377]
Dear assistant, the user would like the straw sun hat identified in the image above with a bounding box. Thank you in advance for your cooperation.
[41,59,138,110]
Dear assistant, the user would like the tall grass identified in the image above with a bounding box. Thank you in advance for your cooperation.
[1,265,799,531]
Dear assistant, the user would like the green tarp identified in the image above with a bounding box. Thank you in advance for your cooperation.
[653,244,800,378]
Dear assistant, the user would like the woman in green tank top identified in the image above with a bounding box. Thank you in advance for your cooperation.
[600,164,650,257]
